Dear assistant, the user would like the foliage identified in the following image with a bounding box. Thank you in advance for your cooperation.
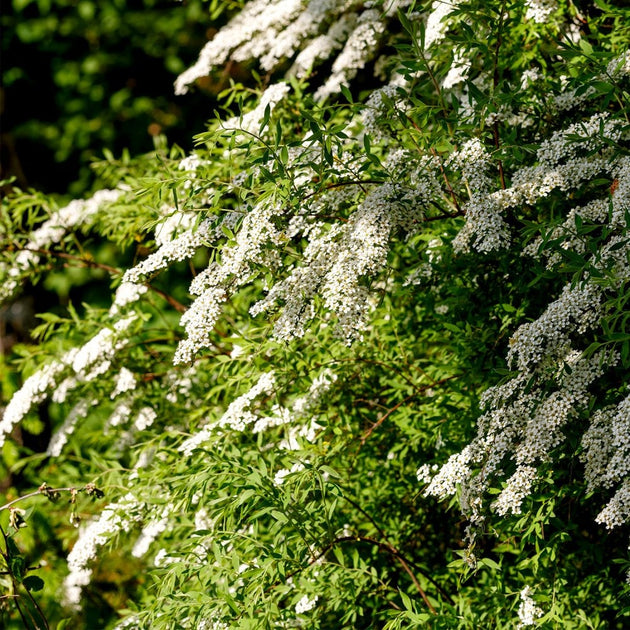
[1,0,630,628]
[1,0,227,195]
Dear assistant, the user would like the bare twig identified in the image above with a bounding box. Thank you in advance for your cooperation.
[360,375,457,444]
[0,483,103,512]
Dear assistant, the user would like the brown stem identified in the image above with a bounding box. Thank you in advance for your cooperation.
[318,535,437,614]
[430,147,462,213]
[22,585,49,630]
[16,246,189,316]
[424,211,463,222]
[360,376,456,444]
[262,536,402,610]
[301,179,385,202]
[18,246,120,275]
[403,113,460,213]
[492,122,506,190]
[0,485,98,512]
[147,283,188,314]
[360,394,416,444]
[357,535,435,611]
[1,488,70,512]
[339,493,455,605]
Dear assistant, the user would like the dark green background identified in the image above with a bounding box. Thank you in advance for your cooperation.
[1,0,217,195]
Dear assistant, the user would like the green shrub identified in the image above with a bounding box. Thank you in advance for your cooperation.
[1,1,629,628]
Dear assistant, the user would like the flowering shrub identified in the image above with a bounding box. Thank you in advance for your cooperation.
[1,0,630,628]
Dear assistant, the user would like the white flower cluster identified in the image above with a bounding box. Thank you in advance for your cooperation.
[510,112,621,202]
[606,49,630,80]
[314,9,386,101]
[132,505,172,558]
[581,394,630,530]
[0,316,136,447]
[453,194,509,253]
[516,586,543,628]
[423,445,474,500]
[492,465,538,516]
[290,13,357,78]
[71,316,137,381]
[259,0,339,72]
[251,369,335,453]
[523,197,610,269]
[507,283,601,372]
[423,0,459,50]
[0,352,71,447]
[174,200,285,364]
[293,368,337,415]
[279,418,323,451]
[424,139,629,517]
[175,0,273,94]
[362,83,405,139]
[222,82,291,140]
[154,547,177,568]
[46,399,92,457]
[175,0,306,94]
[454,113,627,255]
[109,281,149,315]
[111,367,137,400]
[426,345,615,520]
[107,401,134,428]
[175,153,212,196]
[582,395,630,492]
[64,494,143,608]
[449,139,512,253]
[524,0,557,24]
[112,616,140,630]
[536,113,622,168]
[595,480,630,530]
[178,372,276,456]
[450,138,493,193]
[134,406,157,432]
[197,619,229,630]
[0,189,122,303]
[123,219,214,285]
[252,181,429,343]
[295,594,319,614]
[442,48,470,90]
[177,0,425,97]
[165,367,197,406]
[610,157,630,227]
[155,207,199,247]
[274,461,305,486]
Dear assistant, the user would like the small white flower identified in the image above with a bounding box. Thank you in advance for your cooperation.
[295,594,318,614]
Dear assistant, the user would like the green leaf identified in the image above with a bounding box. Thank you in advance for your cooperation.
[23,575,45,592]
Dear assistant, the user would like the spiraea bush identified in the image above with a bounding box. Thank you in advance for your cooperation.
[1,1,629,628]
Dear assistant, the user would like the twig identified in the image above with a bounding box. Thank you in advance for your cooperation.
[430,147,462,213]
[403,113,461,213]
[360,376,456,444]
[147,283,188,314]
[301,179,385,202]
[312,535,437,613]
[360,394,416,444]
[0,484,102,512]
[339,493,455,605]
[18,246,120,275]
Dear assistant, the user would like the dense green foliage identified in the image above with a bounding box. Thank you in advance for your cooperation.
[1,1,630,628]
